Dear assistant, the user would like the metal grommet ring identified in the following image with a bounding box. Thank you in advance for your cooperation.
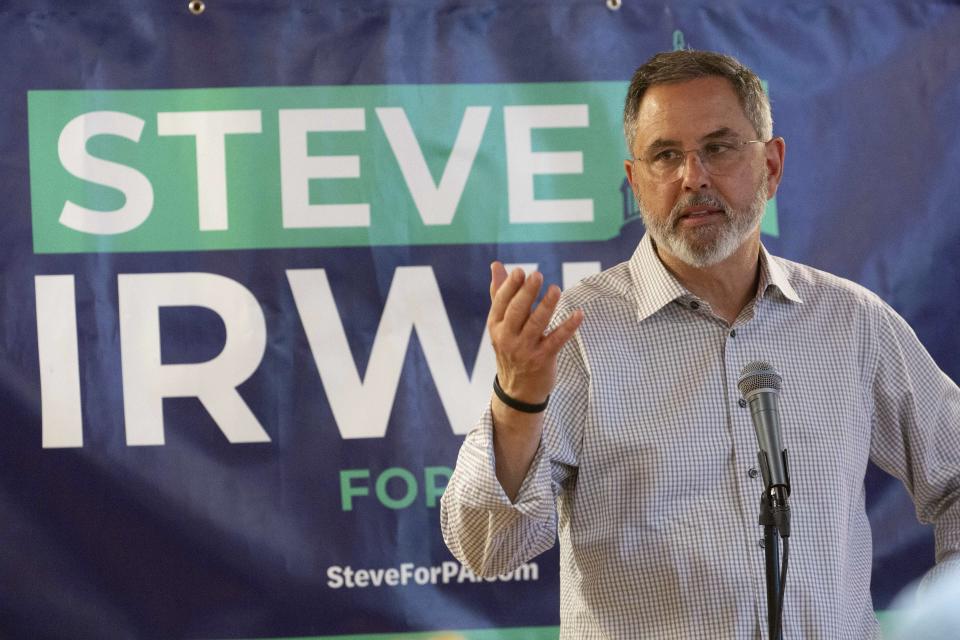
[606,0,622,10]
[188,0,206,15]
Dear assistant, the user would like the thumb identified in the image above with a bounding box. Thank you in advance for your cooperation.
[489,261,509,301]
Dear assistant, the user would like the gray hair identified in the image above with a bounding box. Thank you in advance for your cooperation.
[623,50,773,152]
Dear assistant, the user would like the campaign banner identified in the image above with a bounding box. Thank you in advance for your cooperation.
[2,1,959,638]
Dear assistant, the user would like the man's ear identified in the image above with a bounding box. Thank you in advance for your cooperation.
[765,137,786,198]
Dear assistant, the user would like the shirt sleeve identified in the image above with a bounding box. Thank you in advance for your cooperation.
[868,301,960,588]
[440,319,588,578]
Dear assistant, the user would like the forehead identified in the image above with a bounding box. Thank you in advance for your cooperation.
[633,76,755,150]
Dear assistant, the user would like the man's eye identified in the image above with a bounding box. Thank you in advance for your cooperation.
[651,149,681,164]
[704,142,736,156]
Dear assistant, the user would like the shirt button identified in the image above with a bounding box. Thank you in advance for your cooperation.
[690,301,700,310]
[729,329,737,338]
[748,467,759,479]
[738,398,747,408]
[758,538,765,549]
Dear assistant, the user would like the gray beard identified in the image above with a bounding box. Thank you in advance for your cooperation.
[638,174,769,268]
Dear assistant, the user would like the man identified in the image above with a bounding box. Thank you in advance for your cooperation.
[440,50,960,638]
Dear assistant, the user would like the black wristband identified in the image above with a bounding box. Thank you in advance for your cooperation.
[493,375,549,413]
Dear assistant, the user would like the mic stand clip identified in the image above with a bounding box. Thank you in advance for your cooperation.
[759,484,790,640]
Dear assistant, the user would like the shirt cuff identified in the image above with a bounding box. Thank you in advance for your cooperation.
[459,403,555,522]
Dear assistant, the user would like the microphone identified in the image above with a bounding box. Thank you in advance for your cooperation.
[737,360,791,537]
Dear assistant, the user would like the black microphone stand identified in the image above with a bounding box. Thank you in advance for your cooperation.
[757,451,791,640]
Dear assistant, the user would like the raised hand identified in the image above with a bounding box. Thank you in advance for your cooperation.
[486,262,583,499]
[488,262,583,406]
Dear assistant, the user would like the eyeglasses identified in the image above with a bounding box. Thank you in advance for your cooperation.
[632,138,770,184]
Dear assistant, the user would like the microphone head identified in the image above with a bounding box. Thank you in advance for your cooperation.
[737,360,782,396]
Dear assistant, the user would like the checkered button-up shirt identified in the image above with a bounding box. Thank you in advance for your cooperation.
[440,234,960,639]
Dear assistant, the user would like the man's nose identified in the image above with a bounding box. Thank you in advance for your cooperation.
[680,150,711,190]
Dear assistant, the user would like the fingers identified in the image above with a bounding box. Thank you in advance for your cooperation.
[488,265,526,325]
[487,264,582,354]
[501,270,542,333]
[541,308,584,355]
[520,284,561,340]
[489,261,509,302]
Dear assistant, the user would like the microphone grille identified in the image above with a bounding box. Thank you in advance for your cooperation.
[737,360,782,396]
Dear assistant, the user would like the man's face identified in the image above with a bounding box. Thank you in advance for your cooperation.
[624,76,785,268]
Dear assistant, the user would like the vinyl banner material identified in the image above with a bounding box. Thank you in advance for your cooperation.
[2,1,959,638]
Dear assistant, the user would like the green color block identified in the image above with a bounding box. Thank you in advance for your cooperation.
[29,82,780,253]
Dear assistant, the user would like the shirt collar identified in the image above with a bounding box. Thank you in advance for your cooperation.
[759,243,802,304]
[627,234,690,322]
[628,233,802,323]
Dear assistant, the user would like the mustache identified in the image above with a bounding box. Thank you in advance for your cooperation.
[669,193,730,225]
